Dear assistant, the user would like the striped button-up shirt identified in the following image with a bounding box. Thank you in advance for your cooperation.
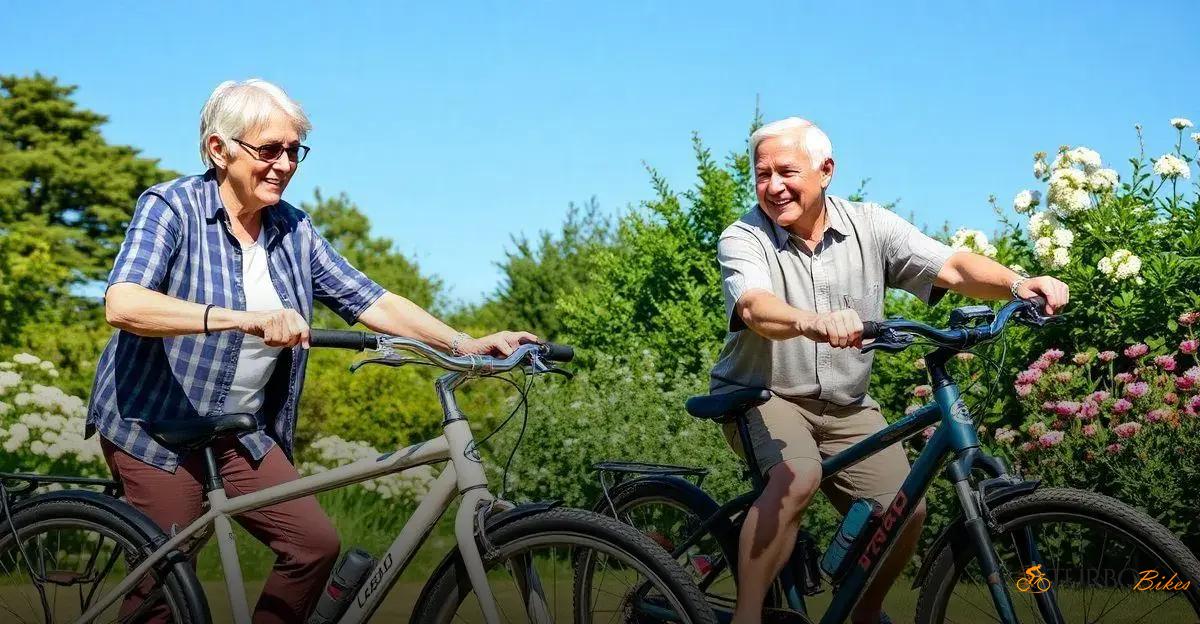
[86,171,386,471]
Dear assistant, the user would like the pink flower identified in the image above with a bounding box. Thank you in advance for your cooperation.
[1180,311,1199,327]
[1072,352,1093,365]
[1097,351,1118,362]
[1015,383,1034,397]
[1124,343,1149,358]
[1185,366,1200,382]
[922,426,937,440]
[1113,422,1143,439]
[1114,372,1134,383]
[1145,408,1169,423]
[1111,398,1133,414]
[1078,401,1100,420]
[1089,390,1110,403]
[1154,355,1177,371]
[1187,396,1200,417]
[1125,382,1150,398]
[1039,431,1065,448]
[1106,443,1125,455]
[1030,358,1052,371]
[1043,349,1065,361]
[1041,400,1057,412]
[904,404,920,415]
[1028,422,1048,437]
[1017,369,1044,384]
[1020,441,1038,453]
[1164,392,1179,405]
[1177,376,1196,391]
[1054,371,1074,383]
[1052,401,1081,416]
[1082,424,1098,438]
[914,385,932,398]
[1180,339,1199,355]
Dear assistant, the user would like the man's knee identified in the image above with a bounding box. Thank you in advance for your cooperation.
[286,513,341,569]
[764,460,822,518]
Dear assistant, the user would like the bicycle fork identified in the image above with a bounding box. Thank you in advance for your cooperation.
[953,478,1021,623]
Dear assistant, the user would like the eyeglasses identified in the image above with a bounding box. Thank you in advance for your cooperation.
[232,139,311,164]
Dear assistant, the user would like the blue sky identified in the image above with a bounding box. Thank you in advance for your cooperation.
[3,1,1197,304]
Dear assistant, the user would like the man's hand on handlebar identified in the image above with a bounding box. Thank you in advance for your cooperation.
[1014,275,1070,315]
[458,331,541,357]
[808,309,865,349]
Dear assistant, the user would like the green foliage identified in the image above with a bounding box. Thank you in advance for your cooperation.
[557,136,754,373]
[0,74,175,345]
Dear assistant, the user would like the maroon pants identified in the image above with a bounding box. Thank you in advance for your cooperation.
[102,437,340,624]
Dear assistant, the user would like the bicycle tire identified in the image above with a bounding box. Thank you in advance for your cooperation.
[409,506,716,623]
[595,476,788,611]
[915,487,1200,623]
[0,494,207,623]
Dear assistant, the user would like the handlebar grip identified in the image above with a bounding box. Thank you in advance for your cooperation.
[540,342,575,363]
[309,329,379,351]
[1024,295,1049,312]
[861,321,882,340]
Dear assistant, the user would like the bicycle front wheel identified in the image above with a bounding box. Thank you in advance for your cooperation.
[916,487,1200,623]
[411,507,716,623]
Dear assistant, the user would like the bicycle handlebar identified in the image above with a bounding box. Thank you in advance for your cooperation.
[309,329,574,373]
[862,296,1052,354]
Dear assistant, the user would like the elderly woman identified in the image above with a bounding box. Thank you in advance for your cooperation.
[87,79,535,623]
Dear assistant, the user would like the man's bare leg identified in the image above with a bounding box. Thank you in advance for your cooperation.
[731,460,822,624]
[850,500,927,623]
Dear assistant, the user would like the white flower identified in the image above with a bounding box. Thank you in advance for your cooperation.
[1067,147,1103,173]
[1028,211,1055,238]
[1009,264,1027,276]
[1033,158,1049,179]
[1013,190,1041,213]
[11,353,40,366]
[0,371,22,392]
[1192,133,1200,145]
[949,229,997,257]
[1048,168,1093,213]
[1034,237,1055,258]
[1051,228,1074,248]
[1097,249,1141,281]
[38,360,54,371]
[1087,168,1119,192]
[1050,247,1071,268]
[1153,154,1191,180]
[1171,118,1194,130]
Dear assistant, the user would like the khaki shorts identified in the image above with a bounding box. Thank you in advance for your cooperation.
[722,394,911,512]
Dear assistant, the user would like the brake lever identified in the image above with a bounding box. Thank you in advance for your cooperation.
[348,356,418,373]
[526,354,575,379]
[860,329,914,354]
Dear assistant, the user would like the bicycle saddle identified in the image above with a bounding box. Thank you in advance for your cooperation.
[685,388,772,422]
[142,413,258,449]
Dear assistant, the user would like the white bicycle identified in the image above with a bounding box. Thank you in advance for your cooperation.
[0,330,715,623]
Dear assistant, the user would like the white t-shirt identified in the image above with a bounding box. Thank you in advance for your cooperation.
[225,240,284,415]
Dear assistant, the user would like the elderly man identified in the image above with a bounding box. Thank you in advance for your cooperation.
[713,117,1068,624]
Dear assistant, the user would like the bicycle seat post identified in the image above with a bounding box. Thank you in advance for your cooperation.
[734,412,766,490]
[201,445,223,493]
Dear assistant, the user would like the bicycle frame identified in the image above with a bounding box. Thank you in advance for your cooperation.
[659,348,1032,624]
[76,370,508,624]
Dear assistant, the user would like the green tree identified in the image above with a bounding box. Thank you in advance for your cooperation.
[0,74,176,388]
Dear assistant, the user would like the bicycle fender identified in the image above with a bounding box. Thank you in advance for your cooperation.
[408,500,562,621]
[911,479,1041,589]
[10,488,212,623]
[591,474,719,514]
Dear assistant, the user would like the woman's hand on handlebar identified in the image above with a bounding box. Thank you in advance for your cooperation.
[239,309,312,348]
[459,330,541,357]
[1014,275,1070,315]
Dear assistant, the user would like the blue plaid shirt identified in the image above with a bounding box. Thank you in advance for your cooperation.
[86,171,386,471]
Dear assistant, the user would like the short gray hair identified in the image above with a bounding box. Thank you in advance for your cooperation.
[199,79,312,168]
[749,117,833,169]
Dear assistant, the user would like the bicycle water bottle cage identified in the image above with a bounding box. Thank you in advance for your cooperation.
[949,305,995,329]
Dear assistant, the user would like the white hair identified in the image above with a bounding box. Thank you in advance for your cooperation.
[199,79,312,168]
[749,117,833,169]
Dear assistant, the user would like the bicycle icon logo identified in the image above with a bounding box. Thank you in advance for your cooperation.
[1016,564,1053,594]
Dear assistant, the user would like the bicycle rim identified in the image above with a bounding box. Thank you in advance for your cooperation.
[0,516,189,623]
[931,511,1200,623]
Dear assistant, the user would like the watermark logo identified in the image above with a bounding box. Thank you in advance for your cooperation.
[1133,570,1192,592]
[1016,564,1052,594]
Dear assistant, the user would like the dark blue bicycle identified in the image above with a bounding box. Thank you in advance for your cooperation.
[591,297,1200,623]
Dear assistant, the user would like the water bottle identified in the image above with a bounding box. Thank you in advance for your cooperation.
[306,548,376,624]
[820,498,882,581]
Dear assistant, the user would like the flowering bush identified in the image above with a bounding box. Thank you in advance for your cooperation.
[988,311,1200,550]
[0,353,104,476]
[297,434,435,507]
